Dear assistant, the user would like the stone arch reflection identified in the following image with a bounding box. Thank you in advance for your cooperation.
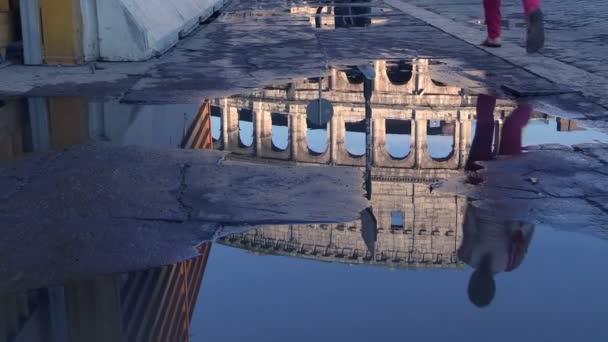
[385,119,412,159]
[385,60,413,85]
[238,108,254,148]
[306,118,328,155]
[271,113,289,151]
[345,120,366,157]
[427,120,456,159]
[342,68,365,85]
[211,105,222,142]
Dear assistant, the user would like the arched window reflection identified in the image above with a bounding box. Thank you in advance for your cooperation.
[211,105,222,141]
[238,109,254,148]
[427,120,455,159]
[307,119,328,154]
[345,120,366,157]
[342,68,365,85]
[271,113,288,151]
[386,60,413,85]
[385,119,412,159]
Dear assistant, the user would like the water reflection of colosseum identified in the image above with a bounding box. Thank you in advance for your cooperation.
[214,60,513,269]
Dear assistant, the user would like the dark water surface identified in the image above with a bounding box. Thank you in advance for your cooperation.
[195,229,608,341]
[1,59,608,341]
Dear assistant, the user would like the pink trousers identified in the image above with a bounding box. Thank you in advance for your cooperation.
[484,0,542,39]
[466,95,531,170]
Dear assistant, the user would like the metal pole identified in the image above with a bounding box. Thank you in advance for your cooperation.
[318,77,322,125]
[364,78,373,200]
[19,0,44,65]
[315,7,323,29]
[27,97,50,151]
[47,287,69,342]
[87,101,106,142]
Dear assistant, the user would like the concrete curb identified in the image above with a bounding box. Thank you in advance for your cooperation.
[384,0,608,109]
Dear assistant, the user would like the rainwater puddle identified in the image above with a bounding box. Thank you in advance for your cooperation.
[219,1,397,30]
[2,59,608,341]
[291,5,397,30]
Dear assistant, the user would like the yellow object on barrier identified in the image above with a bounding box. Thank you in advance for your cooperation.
[40,0,84,64]
[0,101,26,161]
[0,0,10,12]
[0,11,15,48]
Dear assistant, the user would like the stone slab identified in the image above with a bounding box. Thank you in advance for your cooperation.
[435,144,608,235]
[0,144,367,294]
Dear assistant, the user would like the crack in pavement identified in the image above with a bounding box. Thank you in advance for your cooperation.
[109,216,186,224]
[229,205,290,216]
[585,197,608,215]
[108,216,353,227]
[177,163,193,221]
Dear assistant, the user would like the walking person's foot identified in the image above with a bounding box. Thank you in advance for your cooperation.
[526,9,545,53]
[481,37,502,48]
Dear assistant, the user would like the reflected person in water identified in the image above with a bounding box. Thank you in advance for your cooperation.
[466,94,532,170]
[460,94,535,307]
[459,204,534,307]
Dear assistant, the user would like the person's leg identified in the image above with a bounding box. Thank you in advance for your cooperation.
[523,0,544,53]
[483,0,502,45]
[522,0,541,17]
[499,103,532,155]
[466,94,496,171]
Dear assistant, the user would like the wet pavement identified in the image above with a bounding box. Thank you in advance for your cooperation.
[1,0,604,113]
[2,1,608,342]
[404,0,608,78]
[383,0,608,111]
[3,60,608,340]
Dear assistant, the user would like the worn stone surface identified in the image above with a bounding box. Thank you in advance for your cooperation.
[435,143,608,238]
[120,0,574,104]
[0,0,603,124]
[0,217,217,295]
[389,0,608,111]
[402,0,608,78]
[0,144,367,294]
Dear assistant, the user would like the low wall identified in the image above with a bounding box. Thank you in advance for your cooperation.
[96,0,223,61]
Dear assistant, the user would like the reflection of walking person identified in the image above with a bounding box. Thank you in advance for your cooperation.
[461,94,535,307]
[458,204,535,307]
[482,0,545,53]
[466,94,532,171]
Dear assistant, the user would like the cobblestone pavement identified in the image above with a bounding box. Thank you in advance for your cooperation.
[403,0,608,78]
[437,142,608,236]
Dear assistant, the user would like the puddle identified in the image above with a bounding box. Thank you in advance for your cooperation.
[0,246,213,342]
[220,0,398,30]
[220,0,400,30]
[291,5,397,30]
[2,59,608,341]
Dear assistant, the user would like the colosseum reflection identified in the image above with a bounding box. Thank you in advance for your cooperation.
[212,59,515,269]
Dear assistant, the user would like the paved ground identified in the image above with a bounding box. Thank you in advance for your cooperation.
[403,0,608,77]
[385,0,608,111]
[0,144,366,294]
[437,142,608,237]
[0,0,604,120]
[2,0,608,294]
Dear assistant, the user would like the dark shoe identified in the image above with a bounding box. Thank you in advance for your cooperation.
[481,38,502,48]
[527,9,545,53]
